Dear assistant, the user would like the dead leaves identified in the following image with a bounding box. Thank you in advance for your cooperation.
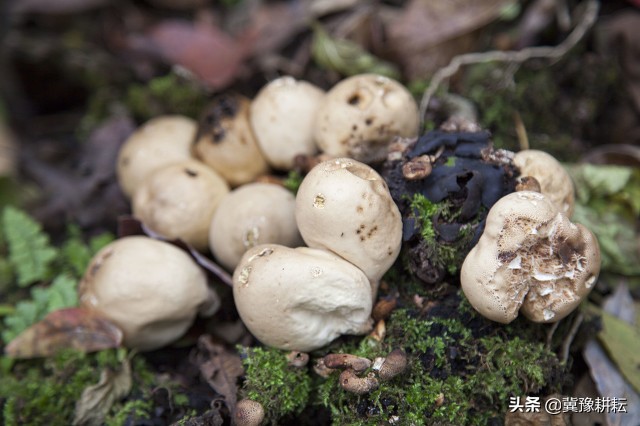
[192,336,244,416]
[5,307,123,359]
[73,356,132,426]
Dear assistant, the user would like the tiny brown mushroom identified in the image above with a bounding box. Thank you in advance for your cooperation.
[324,353,372,373]
[377,349,408,380]
[402,155,432,180]
[339,369,379,395]
[313,358,336,378]
[286,351,310,368]
[235,399,265,426]
[515,176,542,193]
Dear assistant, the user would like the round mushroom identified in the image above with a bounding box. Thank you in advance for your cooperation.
[132,159,229,251]
[192,94,269,187]
[295,158,403,289]
[314,73,419,164]
[460,191,601,324]
[209,182,302,271]
[79,236,219,351]
[233,244,373,352]
[513,149,575,216]
[250,76,325,170]
[117,115,196,198]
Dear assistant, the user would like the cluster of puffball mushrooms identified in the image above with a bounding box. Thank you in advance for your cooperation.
[77,73,601,362]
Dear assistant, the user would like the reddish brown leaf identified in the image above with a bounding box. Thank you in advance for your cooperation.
[147,20,246,89]
[5,307,123,359]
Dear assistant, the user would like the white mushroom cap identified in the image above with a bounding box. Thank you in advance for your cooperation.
[209,182,302,271]
[117,115,196,198]
[295,158,403,289]
[514,149,575,217]
[250,76,325,170]
[79,236,219,351]
[314,74,419,164]
[461,191,601,324]
[132,159,230,251]
[233,244,373,352]
[192,94,270,187]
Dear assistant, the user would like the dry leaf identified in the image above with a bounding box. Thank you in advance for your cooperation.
[4,307,123,359]
[385,0,514,78]
[73,357,132,426]
[147,20,246,90]
[193,336,244,415]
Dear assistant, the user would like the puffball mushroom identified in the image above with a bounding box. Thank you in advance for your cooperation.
[250,76,325,170]
[233,244,373,352]
[461,191,601,324]
[295,158,403,288]
[514,149,575,216]
[79,236,219,351]
[314,73,419,164]
[132,159,229,251]
[209,182,302,271]
[117,115,196,198]
[192,94,269,187]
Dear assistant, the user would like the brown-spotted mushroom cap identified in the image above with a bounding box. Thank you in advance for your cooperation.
[461,191,601,324]
[132,159,230,251]
[513,149,575,217]
[233,244,373,352]
[314,74,419,164]
[117,115,196,198]
[192,94,269,187]
[295,158,402,289]
[250,76,325,170]
[79,236,219,351]
[209,182,302,271]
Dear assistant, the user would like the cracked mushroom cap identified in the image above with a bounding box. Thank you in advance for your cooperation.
[132,159,230,251]
[295,158,402,287]
[250,76,325,170]
[117,115,196,198]
[233,244,373,352]
[461,191,601,324]
[314,74,419,164]
[79,236,219,351]
[209,182,302,271]
[192,94,269,187]
[514,149,575,217]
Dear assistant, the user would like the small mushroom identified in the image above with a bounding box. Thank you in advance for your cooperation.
[132,159,230,251]
[295,158,403,289]
[314,74,419,164]
[233,244,373,351]
[339,369,379,394]
[192,94,269,187]
[209,182,302,271]
[286,351,310,368]
[376,349,408,380]
[513,149,575,216]
[117,115,196,198]
[250,76,325,170]
[79,236,219,351]
[461,191,601,324]
[323,353,372,372]
[234,399,265,426]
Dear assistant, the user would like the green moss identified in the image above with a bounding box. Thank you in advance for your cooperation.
[240,346,312,423]
[106,399,152,426]
[410,194,439,241]
[283,170,303,195]
[314,297,565,425]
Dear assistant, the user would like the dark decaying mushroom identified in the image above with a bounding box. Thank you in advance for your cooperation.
[381,129,519,285]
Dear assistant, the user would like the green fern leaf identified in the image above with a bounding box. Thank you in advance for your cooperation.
[2,274,78,343]
[2,207,57,287]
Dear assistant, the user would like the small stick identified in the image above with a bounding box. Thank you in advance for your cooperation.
[419,0,600,128]
[560,311,584,364]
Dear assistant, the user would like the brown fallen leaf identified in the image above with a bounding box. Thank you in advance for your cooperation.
[385,0,513,79]
[4,307,123,359]
[192,335,244,416]
[146,20,247,90]
[73,356,132,426]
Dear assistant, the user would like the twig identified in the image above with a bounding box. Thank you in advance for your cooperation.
[513,111,529,151]
[560,311,584,365]
[545,320,560,349]
[418,0,600,128]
